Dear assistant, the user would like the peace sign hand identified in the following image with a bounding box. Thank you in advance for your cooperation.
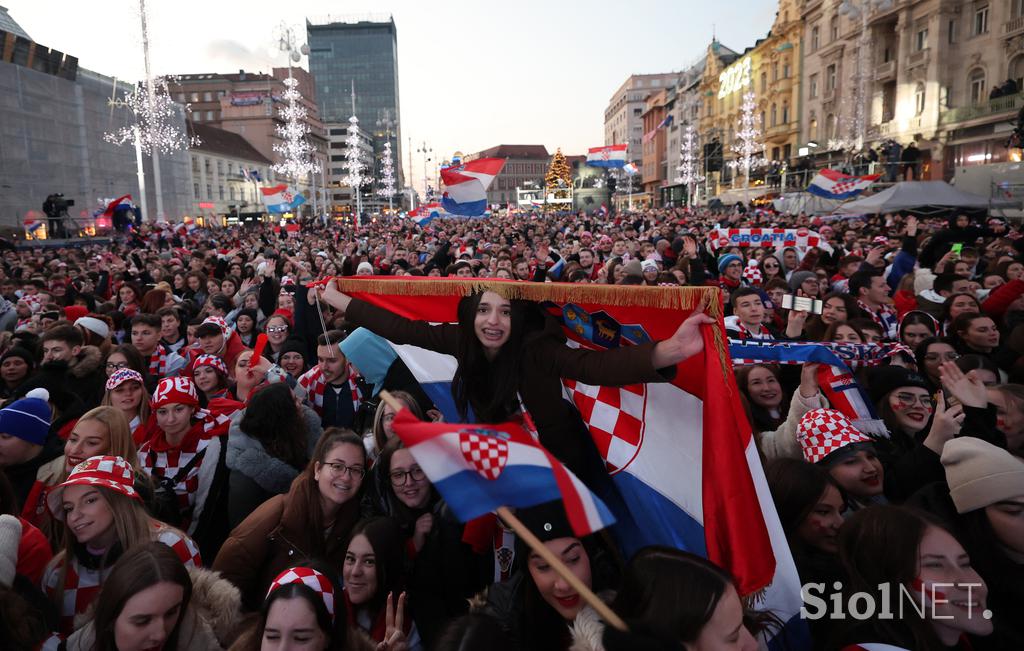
[376,592,408,651]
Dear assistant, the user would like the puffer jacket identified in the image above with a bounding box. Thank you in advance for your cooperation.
[224,405,321,528]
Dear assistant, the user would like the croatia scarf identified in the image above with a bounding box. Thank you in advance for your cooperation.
[728,338,911,437]
[297,364,363,416]
[149,344,169,378]
[332,277,804,639]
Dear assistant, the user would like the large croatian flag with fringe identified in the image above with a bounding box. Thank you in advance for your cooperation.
[335,278,806,648]
[440,158,505,216]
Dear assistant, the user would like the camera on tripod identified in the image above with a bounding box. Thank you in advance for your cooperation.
[42,193,75,238]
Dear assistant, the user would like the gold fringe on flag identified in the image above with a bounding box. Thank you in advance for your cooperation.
[332,277,732,377]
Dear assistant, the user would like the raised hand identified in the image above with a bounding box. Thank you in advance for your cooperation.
[939,360,988,408]
[376,592,408,651]
[652,301,715,368]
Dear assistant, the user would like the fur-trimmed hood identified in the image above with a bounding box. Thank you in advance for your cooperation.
[569,604,607,651]
[67,345,102,379]
[225,406,320,494]
[67,566,243,651]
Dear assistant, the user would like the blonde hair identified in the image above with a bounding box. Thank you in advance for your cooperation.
[101,379,152,426]
[371,390,422,454]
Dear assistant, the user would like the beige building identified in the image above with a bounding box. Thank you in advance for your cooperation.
[463,145,550,206]
[603,73,684,177]
[800,0,1024,180]
[186,122,272,221]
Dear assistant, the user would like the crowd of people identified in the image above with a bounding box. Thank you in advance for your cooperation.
[0,203,1021,651]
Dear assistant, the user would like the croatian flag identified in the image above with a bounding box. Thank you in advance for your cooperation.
[24,216,43,234]
[623,162,639,176]
[806,169,880,200]
[408,202,443,227]
[586,144,628,168]
[336,278,806,649]
[261,184,306,213]
[440,158,505,217]
[101,194,133,218]
[391,410,616,537]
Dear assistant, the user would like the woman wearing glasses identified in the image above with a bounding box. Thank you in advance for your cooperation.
[262,313,293,364]
[372,438,486,649]
[214,428,367,612]
[915,337,960,392]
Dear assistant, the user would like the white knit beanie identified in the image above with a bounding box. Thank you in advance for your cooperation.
[0,514,22,588]
[941,437,1024,513]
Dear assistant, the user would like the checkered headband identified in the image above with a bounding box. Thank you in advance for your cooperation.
[48,455,140,519]
[106,368,145,392]
[797,408,872,464]
[193,354,228,377]
[742,259,763,286]
[267,567,335,621]
[201,316,231,339]
[152,377,200,410]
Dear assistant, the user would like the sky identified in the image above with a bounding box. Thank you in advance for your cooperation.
[8,0,775,191]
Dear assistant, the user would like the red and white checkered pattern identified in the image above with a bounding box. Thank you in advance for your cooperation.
[201,315,231,339]
[459,432,509,480]
[742,259,763,286]
[797,408,872,464]
[193,354,228,377]
[106,368,144,391]
[152,376,200,409]
[48,455,140,518]
[562,380,646,473]
[43,526,200,635]
[149,343,170,378]
[267,567,335,620]
[706,228,833,254]
[297,364,362,416]
[139,429,216,529]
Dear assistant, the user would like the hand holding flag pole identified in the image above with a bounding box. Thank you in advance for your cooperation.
[378,390,627,632]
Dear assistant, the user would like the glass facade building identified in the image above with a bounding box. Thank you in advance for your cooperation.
[307,17,403,191]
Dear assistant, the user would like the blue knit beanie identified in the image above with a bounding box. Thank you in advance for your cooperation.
[717,253,742,274]
[0,389,52,446]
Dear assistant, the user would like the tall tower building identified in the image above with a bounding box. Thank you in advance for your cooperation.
[307,15,403,212]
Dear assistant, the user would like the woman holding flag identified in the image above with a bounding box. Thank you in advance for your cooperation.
[313,283,712,484]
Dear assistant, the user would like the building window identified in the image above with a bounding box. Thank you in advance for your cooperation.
[772,62,779,81]
[191,156,199,172]
[948,19,956,44]
[914,84,926,115]
[826,64,837,92]
[782,102,790,124]
[1012,55,1024,89]
[830,15,839,41]
[227,163,233,176]
[206,110,214,121]
[218,185,224,200]
[206,186,212,200]
[203,91,212,102]
[194,112,201,122]
[771,104,778,127]
[633,108,642,116]
[809,118,818,140]
[973,4,988,35]
[204,159,211,174]
[826,114,837,140]
[915,27,928,51]
[216,160,223,175]
[969,69,986,105]
[1015,0,1024,19]
[783,61,791,78]
[191,92,199,102]
[811,25,820,51]
[772,147,780,161]
[193,183,200,199]
[760,111,766,132]
[809,74,819,98]
[229,186,236,201]
[760,72,767,93]
[783,144,792,160]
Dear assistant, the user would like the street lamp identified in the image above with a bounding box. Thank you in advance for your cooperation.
[417,142,433,201]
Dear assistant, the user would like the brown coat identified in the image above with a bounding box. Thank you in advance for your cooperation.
[212,477,360,611]
[346,298,673,484]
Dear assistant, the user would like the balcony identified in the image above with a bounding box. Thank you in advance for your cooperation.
[875,60,896,82]
[940,92,1024,126]
[766,123,792,141]
[907,49,929,68]
[1006,16,1024,38]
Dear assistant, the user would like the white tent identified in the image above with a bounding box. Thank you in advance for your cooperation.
[773,192,844,215]
[834,181,1009,215]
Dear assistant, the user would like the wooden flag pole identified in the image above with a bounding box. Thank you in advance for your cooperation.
[378,390,628,633]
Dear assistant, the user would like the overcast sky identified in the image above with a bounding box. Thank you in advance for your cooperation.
[9,0,774,190]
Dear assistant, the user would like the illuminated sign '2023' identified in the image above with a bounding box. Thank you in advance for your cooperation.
[718,57,752,99]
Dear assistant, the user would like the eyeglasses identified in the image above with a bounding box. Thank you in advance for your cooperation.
[894,392,935,409]
[266,325,288,334]
[105,362,129,371]
[390,467,426,486]
[924,352,960,362]
[727,262,743,268]
[322,461,365,480]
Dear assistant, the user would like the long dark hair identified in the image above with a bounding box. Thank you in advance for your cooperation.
[765,458,840,552]
[377,437,437,530]
[239,383,308,470]
[734,364,787,434]
[609,546,735,646]
[347,517,405,616]
[838,506,955,651]
[91,542,193,651]
[451,292,538,423]
[291,428,365,558]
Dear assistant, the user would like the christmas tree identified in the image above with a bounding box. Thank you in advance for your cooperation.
[545,148,572,201]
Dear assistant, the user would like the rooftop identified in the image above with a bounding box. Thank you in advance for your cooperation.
[471,144,551,160]
[187,122,271,164]
[0,5,30,40]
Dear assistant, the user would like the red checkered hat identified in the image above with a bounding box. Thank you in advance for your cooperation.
[193,354,228,377]
[201,316,231,339]
[267,567,335,621]
[48,455,140,519]
[742,259,763,286]
[152,377,200,409]
[105,368,144,392]
[872,235,889,245]
[797,409,872,464]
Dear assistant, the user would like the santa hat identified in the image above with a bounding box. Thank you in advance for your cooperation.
[797,409,873,465]
[742,259,763,286]
[105,368,144,392]
[267,567,336,621]
[193,354,228,377]
[151,377,200,410]
[47,455,140,519]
